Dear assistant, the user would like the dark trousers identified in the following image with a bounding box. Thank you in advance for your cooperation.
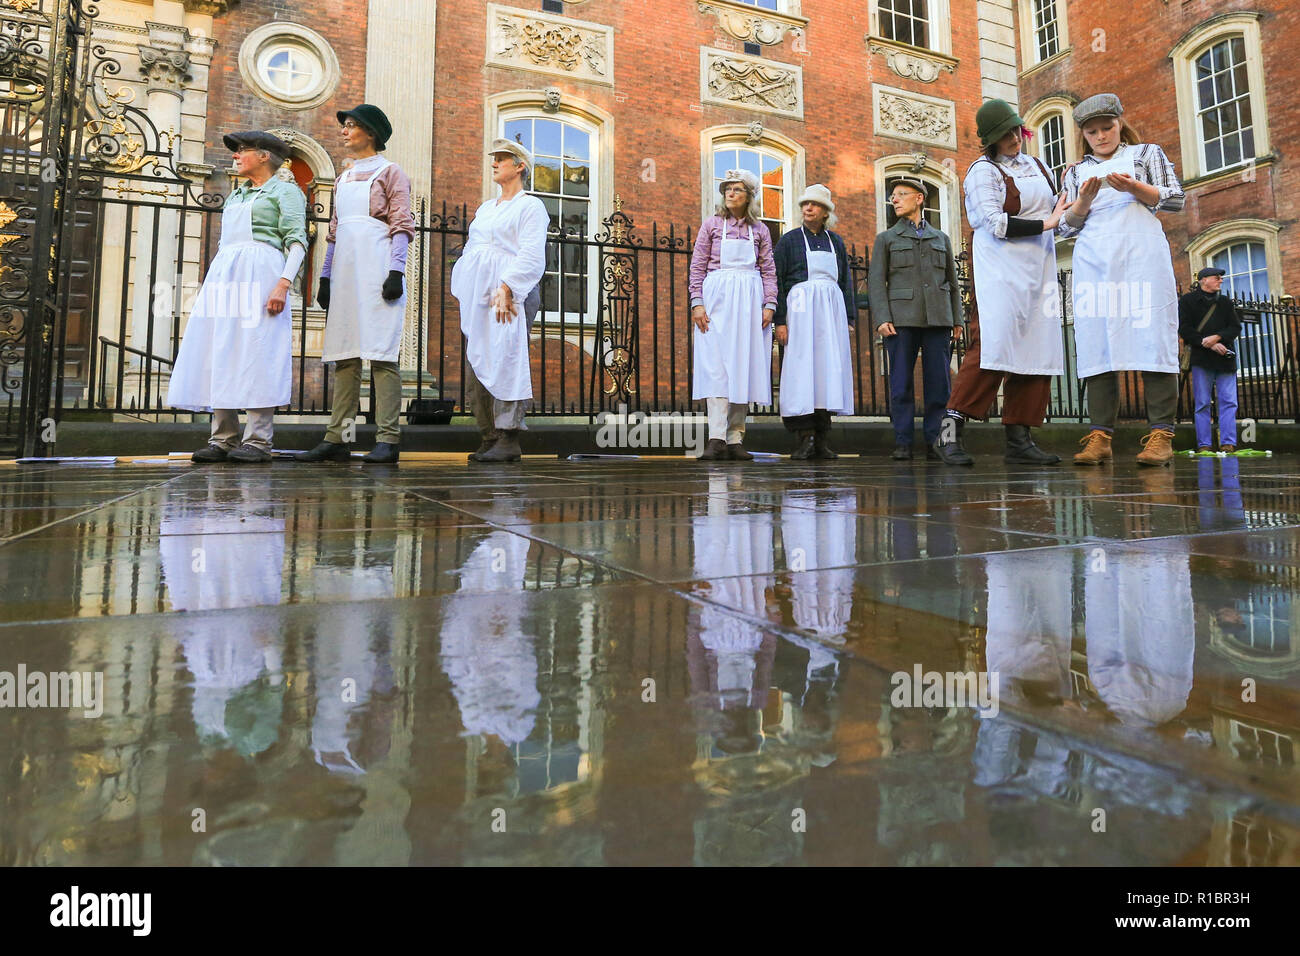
[782,409,832,433]
[946,314,1052,426]
[885,326,952,445]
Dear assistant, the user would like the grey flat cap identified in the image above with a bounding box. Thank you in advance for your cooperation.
[1073,93,1124,127]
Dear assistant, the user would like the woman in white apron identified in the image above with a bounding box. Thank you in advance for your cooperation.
[1058,94,1186,467]
[169,131,306,464]
[299,104,415,465]
[688,169,777,461]
[450,138,548,464]
[934,100,1071,467]
[773,184,856,460]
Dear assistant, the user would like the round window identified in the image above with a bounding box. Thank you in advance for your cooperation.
[239,23,340,110]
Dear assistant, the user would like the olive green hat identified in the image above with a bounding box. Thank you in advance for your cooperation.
[975,98,1026,148]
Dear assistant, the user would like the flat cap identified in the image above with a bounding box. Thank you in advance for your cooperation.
[889,176,928,197]
[488,137,532,167]
[1197,266,1227,280]
[1073,93,1124,127]
[222,130,291,162]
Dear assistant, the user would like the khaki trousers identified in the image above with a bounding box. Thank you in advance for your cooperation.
[325,358,401,444]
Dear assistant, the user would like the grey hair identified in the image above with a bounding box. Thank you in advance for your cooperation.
[713,183,760,225]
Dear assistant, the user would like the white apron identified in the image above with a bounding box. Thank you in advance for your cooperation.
[693,221,772,404]
[451,196,536,402]
[323,160,406,363]
[971,162,1064,375]
[781,491,855,639]
[167,193,290,410]
[779,229,854,417]
[1070,183,1179,377]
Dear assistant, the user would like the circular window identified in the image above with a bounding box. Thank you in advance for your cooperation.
[239,23,340,110]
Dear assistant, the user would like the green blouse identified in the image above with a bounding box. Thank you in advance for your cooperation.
[228,176,308,252]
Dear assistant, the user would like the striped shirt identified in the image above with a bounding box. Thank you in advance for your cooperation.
[963,152,1058,239]
[1057,142,1185,239]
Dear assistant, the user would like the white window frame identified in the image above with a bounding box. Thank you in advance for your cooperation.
[1016,0,1070,71]
[1169,13,1271,182]
[874,154,959,246]
[486,92,614,342]
[700,126,805,236]
[871,0,953,57]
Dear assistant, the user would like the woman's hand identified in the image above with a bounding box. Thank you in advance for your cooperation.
[266,278,291,316]
[762,307,774,329]
[1072,176,1102,217]
[774,325,788,346]
[492,283,515,323]
[692,305,709,333]
[1106,172,1139,194]
[1044,192,1071,231]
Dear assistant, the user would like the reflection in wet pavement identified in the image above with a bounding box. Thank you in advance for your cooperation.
[0,457,1298,865]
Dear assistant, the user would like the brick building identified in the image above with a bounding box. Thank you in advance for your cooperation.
[192,0,1022,409]
[1014,0,1295,299]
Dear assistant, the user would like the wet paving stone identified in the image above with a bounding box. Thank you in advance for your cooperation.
[0,458,1296,865]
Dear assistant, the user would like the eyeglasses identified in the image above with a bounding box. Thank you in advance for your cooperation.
[341,121,360,131]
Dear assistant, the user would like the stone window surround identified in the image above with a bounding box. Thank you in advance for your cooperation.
[696,0,808,47]
[1015,0,1071,72]
[873,153,960,246]
[1168,12,1271,182]
[1184,218,1284,299]
[484,91,615,344]
[1022,93,1080,175]
[868,0,954,58]
[700,125,806,234]
[238,21,341,111]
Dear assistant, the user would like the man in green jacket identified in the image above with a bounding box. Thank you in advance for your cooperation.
[867,178,965,460]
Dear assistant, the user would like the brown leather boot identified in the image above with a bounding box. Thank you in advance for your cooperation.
[1072,429,1113,465]
[469,432,498,462]
[1136,428,1175,467]
[1220,444,1236,454]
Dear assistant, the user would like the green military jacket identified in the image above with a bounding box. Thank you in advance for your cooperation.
[866,218,964,330]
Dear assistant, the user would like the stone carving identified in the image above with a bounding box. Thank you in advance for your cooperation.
[874,86,956,150]
[543,87,562,113]
[702,49,803,119]
[745,120,764,145]
[868,40,956,83]
[487,4,614,86]
[497,17,606,74]
[698,1,805,46]
[138,46,192,92]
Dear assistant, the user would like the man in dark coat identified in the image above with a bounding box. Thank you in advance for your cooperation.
[1179,266,1242,452]
[867,177,964,459]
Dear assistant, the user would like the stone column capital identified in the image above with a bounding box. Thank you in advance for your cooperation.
[139,45,192,95]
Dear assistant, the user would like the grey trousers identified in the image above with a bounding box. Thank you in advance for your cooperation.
[1086,371,1178,430]
[211,408,274,451]
[467,284,540,437]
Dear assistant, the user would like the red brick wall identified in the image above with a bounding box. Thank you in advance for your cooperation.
[203,1,371,182]
[1018,0,1297,293]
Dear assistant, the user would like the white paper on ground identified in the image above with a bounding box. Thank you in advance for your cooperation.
[1079,153,1136,187]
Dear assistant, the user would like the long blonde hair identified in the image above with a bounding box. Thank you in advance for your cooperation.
[1080,117,1142,156]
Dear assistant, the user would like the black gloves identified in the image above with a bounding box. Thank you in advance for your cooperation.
[316,277,330,311]
[382,270,404,302]
[1005,217,1045,239]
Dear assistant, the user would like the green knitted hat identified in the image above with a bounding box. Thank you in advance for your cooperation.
[976,99,1025,148]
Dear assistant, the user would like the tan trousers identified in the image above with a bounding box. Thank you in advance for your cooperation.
[211,408,274,452]
[705,398,747,443]
[325,358,401,444]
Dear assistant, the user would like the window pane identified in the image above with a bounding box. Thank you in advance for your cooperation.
[1205,140,1222,171]
[562,160,590,197]
[534,118,562,157]
[504,119,531,152]
[714,150,735,182]
[762,153,782,174]
[533,158,561,195]
[1250,243,1267,270]
[762,186,781,218]
[564,126,590,161]
[738,149,762,178]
